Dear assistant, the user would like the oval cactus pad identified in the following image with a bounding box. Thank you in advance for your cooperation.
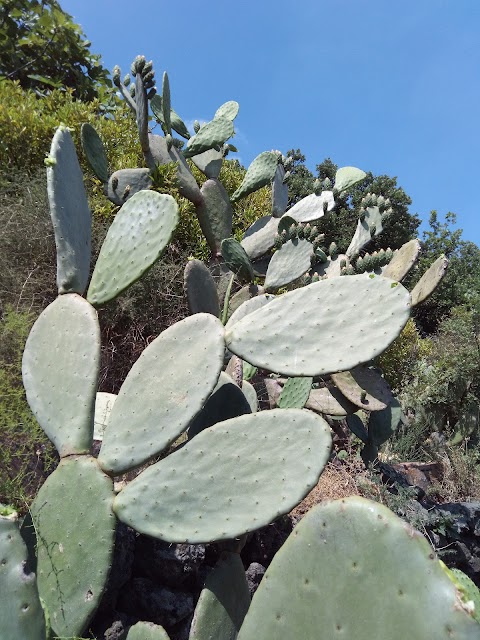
[238,497,480,640]
[22,294,100,456]
[113,409,332,543]
[30,456,115,639]
[87,190,178,306]
[47,126,91,295]
[98,314,225,475]
[225,275,411,377]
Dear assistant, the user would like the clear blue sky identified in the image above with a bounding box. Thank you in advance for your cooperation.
[62,0,480,246]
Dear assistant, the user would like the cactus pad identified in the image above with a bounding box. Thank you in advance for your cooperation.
[242,380,258,412]
[214,100,240,121]
[196,178,233,255]
[264,238,313,291]
[287,191,335,223]
[368,397,402,446]
[191,147,224,178]
[231,152,278,202]
[93,392,117,441]
[0,511,46,640]
[113,409,332,543]
[81,123,109,182]
[22,294,100,456]
[346,205,384,258]
[334,166,366,193]
[241,215,280,260]
[98,314,224,474]
[126,622,171,640]
[184,259,220,317]
[306,386,357,416]
[150,94,191,139]
[47,126,91,295]
[272,164,289,217]
[30,456,115,639]
[221,238,254,282]
[237,497,480,639]
[184,117,234,158]
[87,191,178,306]
[411,254,449,306]
[225,276,411,377]
[278,377,313,409]
[331,366,394,411]
[189,552,250,640]
[225,293,274,331]
[105,168,152,206]
[383,239,421,281]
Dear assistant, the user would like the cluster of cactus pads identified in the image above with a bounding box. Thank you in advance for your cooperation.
[1,54,479,640]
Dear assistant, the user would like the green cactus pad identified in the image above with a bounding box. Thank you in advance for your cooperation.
[81,122,109,182]
[411,255,449,307]
[22,294,100,456]
[189,551,250,640]
[126,622,171,640]
[231,152,278,202]
[278,377,313,409]
[241,215,280,260]
[346,205,384,258]
[105,167,152,206]
[150,94,191,139]
[161,71,172,135]
[383,239,421,281]
[264,238,313,291]
[227,284,265,320]
[277,214,297,236]
[214,100,240,121]
[184,117,234,158]
[272,164,289,217]
[221,238,254,282]
[368,397,402,447]
[191,148,224,178]
[184,259,220,317]
[306,386,357,416]
[286,191,335,223]
[334,166,366,193]
[47,126,91,295]
[30,456,115,639]
[93,392,117,441]
[331,366,394,411]
[225,293,274,331]
[147,134,202,205]
[87,190,178,306]
[225,276,411,377]
[242,380,258,412]
[0,511,46,640]
[196,178,233,255]
[237,497,480,640]
[98,314,224,474]
[446,568,480,624]
[113,409,332,543]
[187,372,251,440]
[242,360,257,381]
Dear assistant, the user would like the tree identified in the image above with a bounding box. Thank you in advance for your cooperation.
[0,0,110,101]
[285,149,315,206]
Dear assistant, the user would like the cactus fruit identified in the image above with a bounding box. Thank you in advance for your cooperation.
[113,409,332,543]
[237,497,480,639]
[22,294,100,457]
[98,314,225,475]
[225,276,411,377]
[47,126,92,295]
[0,509,46,640]
[87,191,179,306]
[184,259,220,317]
[189,552,250,640]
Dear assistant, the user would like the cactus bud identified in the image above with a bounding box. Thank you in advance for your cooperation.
[282,170,291,184]
[281,230,287,242]
[142,60,154,76]
[274,234,283,249]
[172,137,185,150]
[288,224,297,240]
[358,207,366,222]
[129,84,136,98]
[143,71,155,85]
[297,225,305,239]
[311,273,320,283]
[360,390,367,403]
[315,248,328,263]
[193,120,201,133]
[131,55,146,76]
[303,224,312,240]
[385,247,394,261]
[377,195,386,208]
[166,134,173,151]
[147,87,157,100]
[322,177,332,190]
[123,73,131,87]
[313,178,322,195]
[328,241,338,258]
[340,258,347,269]
[355,256,365,272]
[310,226,319,237]
[112,65,121,87]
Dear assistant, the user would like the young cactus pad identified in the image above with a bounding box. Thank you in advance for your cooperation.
[30,456,115,639]
[184,117,234,158]
[0,510,46,640]
[87,190,179,306]
[184,259,220,317]
[237,497,480,639]
[113,409,332,543]
[98,314,225,475]
[231,151,278,202]
[126,621,171,640]
[278,377,313,409]
[189,551,250,640]
[225,275,411,377]
[334,166,366,193]
[47,126,91,295]
[22,294,100,457]
[81,123,109,183]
